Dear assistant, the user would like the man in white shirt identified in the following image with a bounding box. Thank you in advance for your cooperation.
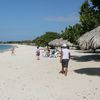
[60,44,70,76]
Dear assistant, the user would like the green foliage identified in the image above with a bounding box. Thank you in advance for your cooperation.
[61,24,83,44]
[61,0,100,44]
[33,32,61,46]
[91,0,100,11]
[79,0,96,32]
[33,0,100,46]
[4,40,32,45]
[79,0,100,33]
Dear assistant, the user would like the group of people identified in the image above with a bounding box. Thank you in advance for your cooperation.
[44,47,59,58]
[11,44,70,76]
[36,44,70,76]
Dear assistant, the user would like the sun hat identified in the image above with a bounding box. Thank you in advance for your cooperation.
[62,44,67,47]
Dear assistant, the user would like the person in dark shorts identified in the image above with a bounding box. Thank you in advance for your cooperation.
[60,44,70,76]
[36,46,40,60]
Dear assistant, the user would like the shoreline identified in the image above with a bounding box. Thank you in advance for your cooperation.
[0,44,13,53]
[0,44,19,53]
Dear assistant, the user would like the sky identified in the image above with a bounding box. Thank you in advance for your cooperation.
[0,0,85,41]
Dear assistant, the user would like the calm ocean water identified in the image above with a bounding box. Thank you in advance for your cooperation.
[0,44,13,52]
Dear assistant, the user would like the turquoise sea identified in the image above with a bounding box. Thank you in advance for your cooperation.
[0,44,13,52]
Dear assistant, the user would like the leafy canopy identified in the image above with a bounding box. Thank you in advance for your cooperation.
[33,32,61,46]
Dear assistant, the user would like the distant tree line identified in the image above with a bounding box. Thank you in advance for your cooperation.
[0,40,32,45]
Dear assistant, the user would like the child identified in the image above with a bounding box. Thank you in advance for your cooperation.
[11,47,15,55]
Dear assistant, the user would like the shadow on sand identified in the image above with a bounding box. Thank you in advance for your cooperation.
[75,49,100,53]
[71,54,100,62]
[74,67,100,76]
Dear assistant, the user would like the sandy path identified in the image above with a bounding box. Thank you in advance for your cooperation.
[0,45,100,100]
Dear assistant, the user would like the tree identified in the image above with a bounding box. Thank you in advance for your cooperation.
[79,0,100,33]
[33,32,61,46]
[90,0,100,26]
[79,0,96,32]
[61,24,82,44]
[91,0,100,11]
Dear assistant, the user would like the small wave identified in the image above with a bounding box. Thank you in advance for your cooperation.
[0,44,13,53]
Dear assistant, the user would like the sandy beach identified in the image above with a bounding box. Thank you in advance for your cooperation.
[0,44,100,100]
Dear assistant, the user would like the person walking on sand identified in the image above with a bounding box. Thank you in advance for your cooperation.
[36,46,40,60]
[60,44,70,76]
[11,47,15,55]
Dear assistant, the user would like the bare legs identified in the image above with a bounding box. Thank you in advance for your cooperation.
[59,67,68,76]
[59,66,65,73]
[65,68,68,76]
[37,56,40,60]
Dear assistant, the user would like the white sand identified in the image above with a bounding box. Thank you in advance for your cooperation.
[0,44,100,100]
